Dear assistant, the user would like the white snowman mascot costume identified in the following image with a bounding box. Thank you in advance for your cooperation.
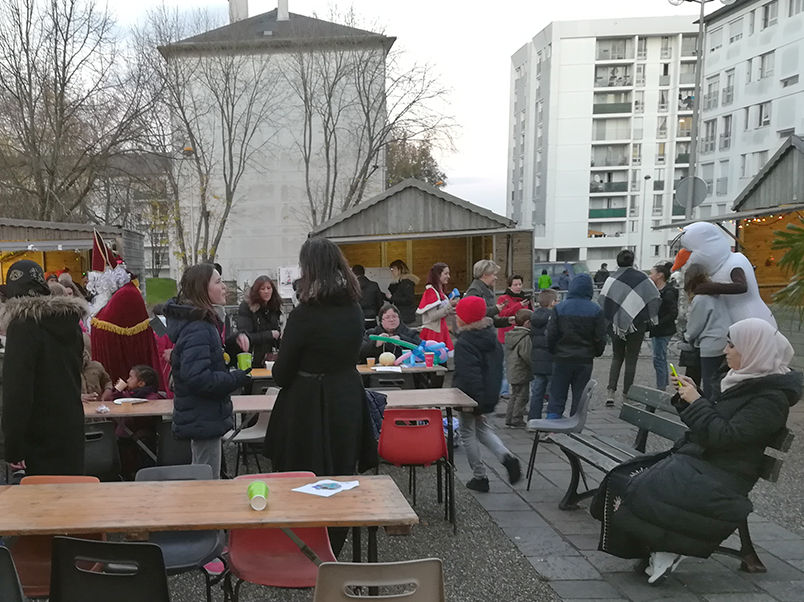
[671,222,776,327]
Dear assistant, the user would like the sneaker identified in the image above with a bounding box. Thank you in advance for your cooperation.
[647,552,683,584]
[502,454,522,485]
[466,477,490,492]
[505,420,526,429]
[605,388,616,407]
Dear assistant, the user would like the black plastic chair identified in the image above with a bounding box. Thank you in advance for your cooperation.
[135,464,226,602]
[83,422,122,481]
[156,419,192,466]
[49,537,170,602]
[0,546,25,602]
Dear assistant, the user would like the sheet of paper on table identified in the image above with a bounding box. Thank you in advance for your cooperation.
[292,479,360,498]
[373,366,402,373]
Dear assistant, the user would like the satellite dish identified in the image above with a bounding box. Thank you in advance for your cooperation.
[668,0,685,5]
[674,176,708,208]
[721,0,738,5]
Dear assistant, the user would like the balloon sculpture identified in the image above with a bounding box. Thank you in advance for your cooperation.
[368,335,449,366]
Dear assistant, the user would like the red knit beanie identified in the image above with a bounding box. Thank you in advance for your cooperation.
[456,296,487,325]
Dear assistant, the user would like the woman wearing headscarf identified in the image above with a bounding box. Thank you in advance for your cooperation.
[1,260,88,476]
[594,318,802,584]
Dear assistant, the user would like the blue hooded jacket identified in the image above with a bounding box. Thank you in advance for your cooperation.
[546,274,607,362]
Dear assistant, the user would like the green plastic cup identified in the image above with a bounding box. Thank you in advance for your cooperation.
[237,352,252,371]
[247,480,269,510]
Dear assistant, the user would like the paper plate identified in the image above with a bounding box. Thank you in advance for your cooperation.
[113,398,150,405]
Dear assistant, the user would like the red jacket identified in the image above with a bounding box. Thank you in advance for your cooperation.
[496,293,530,343]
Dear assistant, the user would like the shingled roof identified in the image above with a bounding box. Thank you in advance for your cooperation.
[160,9,394,56]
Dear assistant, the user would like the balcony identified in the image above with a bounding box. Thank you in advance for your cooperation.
[657,128,668,139]
[631,180,641,192]
[720,133,732,150]
[703,92,718,111]
[678,97,694,111]
[676,153,690,164]
[637,49,647,60]
[701,136,716,153]
[681,38,697,57]
[677,127,692,138]
[593,102,632,114]
[657,155,666,165]
[596,49,634,61]
[653,206,664,216]
[672,203,686,216]
[659,75,671,86]
[590,181,628,193]
[589,208,627,218]
[654,180,665,191]
[595,75,633,88]
[658,101,669,112]
[590,155,629,167]
[722,86,734,106]
[680,72,696,85]
[716,177,729,196]
[661,47,672,59]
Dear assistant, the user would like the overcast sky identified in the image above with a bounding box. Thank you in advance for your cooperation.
[112,0,702,216]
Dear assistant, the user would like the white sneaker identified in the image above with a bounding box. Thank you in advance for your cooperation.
[605,388,615,407]
[647,552,684,584]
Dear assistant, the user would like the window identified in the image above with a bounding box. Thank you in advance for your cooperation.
[749,10,756,34]
[654,168,665,191]
[661,36,672,59]
[656,117,668,139]
[754,150,769,174]
[760,52,775,79]
[744,107,751,131]
[636,64,646,87]
[709,28,723,52]
[630,220,639,233]
[703,119,717,153]
[656,142,666,164]
[632,143,642,165]
[658,89,669,112]
[637,36,647,59]
[633,117,644,140]
[792,0,804,16]
[721,114,733,150]
[634,90,645,112]
[782,75,800,87]
[651,245,660,257]
[746,58,753,83]
[717,160,729,196]
[729,18,743,43]
[652,195,663,216]
[757,101,772,127]
[740,154,748,177]
[723,69,735,105]
[762,1,778,28]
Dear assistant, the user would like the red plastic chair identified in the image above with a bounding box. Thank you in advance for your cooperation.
[11,476,103,599]
[378,409,450,509]
[224,472,337,599]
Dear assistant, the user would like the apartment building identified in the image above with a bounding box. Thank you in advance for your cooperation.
[508,17,699,271]
[698,0,804,217]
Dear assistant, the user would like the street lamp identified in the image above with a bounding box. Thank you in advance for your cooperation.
[639,174,652,268]
[668,0,736,219]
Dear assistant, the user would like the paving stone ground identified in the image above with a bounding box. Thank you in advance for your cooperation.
[459,342,804,601]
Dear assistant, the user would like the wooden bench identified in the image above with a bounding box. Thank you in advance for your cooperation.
[548,384,794,573]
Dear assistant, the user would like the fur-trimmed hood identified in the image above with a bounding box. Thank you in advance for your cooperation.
[1,295,87,330]
[393,273,420,285]
[457,316,493,332]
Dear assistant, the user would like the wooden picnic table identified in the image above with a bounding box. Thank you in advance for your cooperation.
[250,364,447,379]
[0,475,417,562]
[83,388,475,419]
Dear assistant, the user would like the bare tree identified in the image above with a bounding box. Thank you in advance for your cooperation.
[285,10,454,227]
[134,5,286,268]
[0,0,149,221]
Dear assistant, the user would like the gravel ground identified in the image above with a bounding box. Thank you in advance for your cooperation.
[590,344,804,538]
[166,454,559,602]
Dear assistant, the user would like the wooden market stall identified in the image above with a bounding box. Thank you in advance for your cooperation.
[0,218,145,285]
[311,179,534,297]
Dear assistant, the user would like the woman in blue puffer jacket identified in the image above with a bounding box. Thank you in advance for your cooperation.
[163,264,249,477]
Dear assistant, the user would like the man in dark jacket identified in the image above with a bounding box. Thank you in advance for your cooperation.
[352,265,384,329]
[648,263,679,390]
[529,289,557,420]
[594,263,610,286]
[453,296,521,492]
[545,273,606,419]
[1,260,87,476]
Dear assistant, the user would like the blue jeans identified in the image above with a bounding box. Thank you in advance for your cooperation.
[500,359,510,397]
[652,336,671,390]
[546,362,593,419]
[529,374,551,420]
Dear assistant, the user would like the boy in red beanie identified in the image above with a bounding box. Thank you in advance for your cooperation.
[453,296,521,492]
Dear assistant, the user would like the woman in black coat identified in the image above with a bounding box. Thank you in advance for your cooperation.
[386,260,420,325]
[359,303,421,363]
[265,238,377,476]
[597,318,801,583]
[1,260,87,476]
[235,275,282,367]
[164,264,249,478]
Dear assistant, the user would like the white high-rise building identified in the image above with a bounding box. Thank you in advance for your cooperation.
[697,0,804,217]
[508,18,699,271]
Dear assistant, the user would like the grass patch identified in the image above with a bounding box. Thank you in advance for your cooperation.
[145,277,177,305]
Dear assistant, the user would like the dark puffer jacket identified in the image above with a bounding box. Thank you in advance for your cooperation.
[530,306,554,376]
[388,274,419,324]
[164,299,249,440]
[611,370,802,558]
[453,318,503,415]
[1,296,86,476]
[547,274,606,362]
[648,284,679,338]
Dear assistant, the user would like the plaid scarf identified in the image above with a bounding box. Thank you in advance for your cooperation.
[599,267,661,339]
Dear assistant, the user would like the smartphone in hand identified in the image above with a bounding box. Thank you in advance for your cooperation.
[669,363,682,388]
